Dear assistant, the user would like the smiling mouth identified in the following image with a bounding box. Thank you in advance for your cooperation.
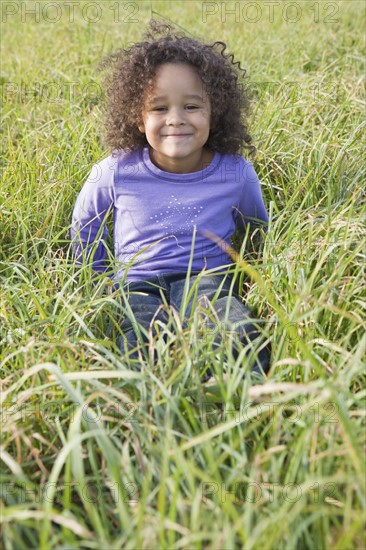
[162,134,193,137]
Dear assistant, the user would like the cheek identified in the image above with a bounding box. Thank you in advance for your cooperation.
[145,117,158,128]
[201,113,211,131]
[146,121,159,138]
[201,109,211,124]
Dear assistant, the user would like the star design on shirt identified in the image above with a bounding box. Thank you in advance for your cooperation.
[149,195,204,245]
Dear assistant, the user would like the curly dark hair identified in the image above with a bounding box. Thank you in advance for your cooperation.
[100,20,254,156]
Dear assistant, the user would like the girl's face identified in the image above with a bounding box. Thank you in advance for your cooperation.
[138,63,212,173]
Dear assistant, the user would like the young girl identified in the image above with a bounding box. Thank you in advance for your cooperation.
[71,20,271,376]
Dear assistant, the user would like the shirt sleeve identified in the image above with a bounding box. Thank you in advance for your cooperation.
[70,158,115,274]
[235,160,268,232]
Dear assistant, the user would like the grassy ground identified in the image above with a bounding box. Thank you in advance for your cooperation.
[1,1,365,548]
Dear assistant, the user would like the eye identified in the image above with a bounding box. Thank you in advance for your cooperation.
[152,106,167,112]
[185,104,199,110]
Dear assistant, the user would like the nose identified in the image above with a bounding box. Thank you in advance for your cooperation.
[166,106,185,126]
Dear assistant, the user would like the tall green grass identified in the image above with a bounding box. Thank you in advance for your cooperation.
[1,1,365,548]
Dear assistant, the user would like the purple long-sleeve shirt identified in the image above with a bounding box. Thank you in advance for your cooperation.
[71,146,268,282]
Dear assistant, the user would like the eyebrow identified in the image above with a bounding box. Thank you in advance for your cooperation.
[150,94,205,102]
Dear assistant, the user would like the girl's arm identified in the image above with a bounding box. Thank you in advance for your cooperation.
[71,158,115,275]
[235,160,268,232]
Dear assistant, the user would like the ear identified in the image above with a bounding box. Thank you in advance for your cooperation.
[138,122,145,134]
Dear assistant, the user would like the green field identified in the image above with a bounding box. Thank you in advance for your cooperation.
[1,1,365,548]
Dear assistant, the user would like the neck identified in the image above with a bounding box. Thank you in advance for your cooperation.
[149,148,214,174]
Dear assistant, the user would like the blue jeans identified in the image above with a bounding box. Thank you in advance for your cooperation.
[117,271,271,375]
